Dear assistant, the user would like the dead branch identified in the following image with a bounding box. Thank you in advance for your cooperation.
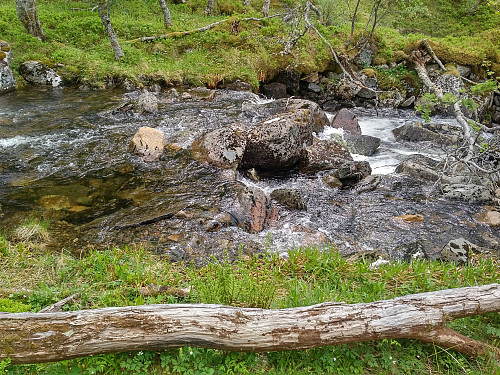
[1,284,499,365]
[39,294,79,314]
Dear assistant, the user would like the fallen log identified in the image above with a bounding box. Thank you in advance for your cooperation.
[1,284,499,364]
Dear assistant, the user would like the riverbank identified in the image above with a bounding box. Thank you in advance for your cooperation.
[0,0,499,89]
[0,239,499,374]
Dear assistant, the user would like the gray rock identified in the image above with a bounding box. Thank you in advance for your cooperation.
[322,175,343,188]
[136,91,158,114]
[354,44,373,67]
[233,185,278,233]
[393,122,456,145]
[0,41,15,92]
[379,90,403,108]
[19,61,61,87]
[271,98,330,133]
[441,184,493,203]
[344,133,380,156]
[399,96,415,107]
[191,123,248,169]
[240,109,317,171]
[439,238,479,264]
[435,74,463,97]
[308,82,322,93]
[395,154,441,181]
[456,65,471,78]
[332,160,372,185]
[270,188,307,210]
[331,108,362,135]
[299,138,352,174]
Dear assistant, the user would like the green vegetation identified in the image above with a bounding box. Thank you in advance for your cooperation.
[0,229,499,374]
[0,0,498,88]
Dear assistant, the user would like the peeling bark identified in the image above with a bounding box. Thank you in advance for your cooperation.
[1,284,499,365]
[262,0,270,17]
[98,0,124,60]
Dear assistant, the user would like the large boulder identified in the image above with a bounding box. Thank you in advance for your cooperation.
[240,109,317,171]
[299,138,352,174]
[0,41,15,92]
[129,126,166,162]
[331,108,362,135]
[191,123,248,169]
[19,61,62,87]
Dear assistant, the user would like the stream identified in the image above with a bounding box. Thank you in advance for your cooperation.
[0,87,498,262]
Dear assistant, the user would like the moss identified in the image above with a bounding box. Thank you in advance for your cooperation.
[1,44,10,52]
[372,55,387,66]
[393,50,409,63]
[362,68,377,78]
[0,51,6,60]
[443,63,460,77]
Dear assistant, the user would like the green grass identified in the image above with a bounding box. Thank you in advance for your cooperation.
[0,231,499,374]
[0,0,498,88]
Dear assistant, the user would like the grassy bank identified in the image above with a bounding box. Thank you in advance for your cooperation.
[0,0,498,88]
[0,226,499,374]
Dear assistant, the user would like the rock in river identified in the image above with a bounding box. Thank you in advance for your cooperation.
[129,126,166,162]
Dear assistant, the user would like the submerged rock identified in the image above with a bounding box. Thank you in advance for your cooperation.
[393,122,457,145]
[129,126,166,162]
[0,41,15,92]
[270,188,307,210]
[19,61,62,87]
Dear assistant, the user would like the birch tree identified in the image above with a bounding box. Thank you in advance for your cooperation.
[159,0,173,27]
[15,0,45,41]
[98,0,124,60]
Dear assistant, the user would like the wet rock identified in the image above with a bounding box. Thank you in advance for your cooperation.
[331,160,372,185]
[379,90,403,108]
[38,195,71,210]
[441,184,493,203]
[0,41,15,92]
[234,185,278,233]
[245,168,260,182]
[474,207,500,228]
[135,91,158,114]
[180,92,192,100]
[270,70,300,96]
[270,188,306,210]
[299,138,353,174]
[19,61,62,87]
[292,225,328,246]
[394,214,424,223]
[129,126,166,162]
[393,122,457,145]
[395,154,441,181]
[189,87,216,101]
[307,82,322,93]
[240,110,317,171]
[261,82,287,99]
[439,238,479,264]
[343,133,380,156]
[162,88,179,103]
[192,123,248,169]
[322,175,343,189]
[203,212,232,232]
[331,108,362,135]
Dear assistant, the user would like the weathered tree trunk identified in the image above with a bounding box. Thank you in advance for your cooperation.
[15,0,45,41]
[1,284,499,365]
[262,0,270,17]
[244,0,251,6]
[97,0,124,60]
[205,0,215,15]
[159,0,173,27]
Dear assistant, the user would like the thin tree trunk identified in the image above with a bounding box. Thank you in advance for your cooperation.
[15,0,45,41]
[1,284,499,365]
[205,0,215,15]
[159,0,173,27]
[262,0,270,17]
[98,0,124,60]
[244,0,251,6]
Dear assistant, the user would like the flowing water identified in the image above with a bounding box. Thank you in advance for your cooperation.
[0,87,497,262]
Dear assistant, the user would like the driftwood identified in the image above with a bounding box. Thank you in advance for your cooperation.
[1,284,499,364]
